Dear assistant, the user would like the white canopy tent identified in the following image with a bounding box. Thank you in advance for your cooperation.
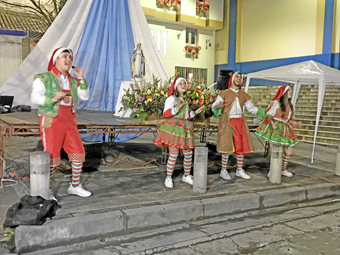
[244,60,340,163]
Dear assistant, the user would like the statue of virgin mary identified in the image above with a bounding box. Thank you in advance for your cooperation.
[131,43,145,78]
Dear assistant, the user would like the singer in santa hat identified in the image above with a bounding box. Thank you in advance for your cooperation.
[154,77,204,188]
[31,47,91,198]
[255,85,302,178]
[211,71,265,181]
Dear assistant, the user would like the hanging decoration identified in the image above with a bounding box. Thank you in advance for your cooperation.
[184,45,202,60]
[196,1,209,18]
[156,0,181,12]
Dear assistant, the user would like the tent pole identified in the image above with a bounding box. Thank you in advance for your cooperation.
[311,77,326,163]
[291,81,300,106]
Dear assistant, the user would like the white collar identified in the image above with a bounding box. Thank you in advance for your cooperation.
[230,87,239,93]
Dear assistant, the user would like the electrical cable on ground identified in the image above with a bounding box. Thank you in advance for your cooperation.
[4,156,340,185]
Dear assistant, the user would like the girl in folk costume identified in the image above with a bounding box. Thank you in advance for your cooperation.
[255,85,302,177]
[154,77,204,188]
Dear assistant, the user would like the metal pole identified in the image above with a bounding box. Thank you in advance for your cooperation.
[30,151,50,199]
[268,144,282,184]
[193,147,208,193]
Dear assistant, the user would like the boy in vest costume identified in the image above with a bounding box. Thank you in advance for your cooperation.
[211,71,264,180]
[31,47,91,197]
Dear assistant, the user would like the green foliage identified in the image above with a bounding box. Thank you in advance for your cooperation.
[119,77,170,123]
[186,81,216,121]
[119,78,217,123]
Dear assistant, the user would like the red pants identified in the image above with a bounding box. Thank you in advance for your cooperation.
[230,117,250,155]
[40,106,85,166]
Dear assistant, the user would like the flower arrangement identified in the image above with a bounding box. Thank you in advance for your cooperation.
[119,77,170,123]
[186,80,216,121]
[184,45,202,60]
[119,77,216,123]
[196,1,209,18]
[156,0,181,12]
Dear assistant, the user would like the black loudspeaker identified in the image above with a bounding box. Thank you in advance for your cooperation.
[12,105,31,112]
[215,69,234,90]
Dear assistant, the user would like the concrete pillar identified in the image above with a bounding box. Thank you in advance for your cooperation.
[268,144,282,184]
[30,152,50,199]
[193,147,208,193]
[335,144,340,176]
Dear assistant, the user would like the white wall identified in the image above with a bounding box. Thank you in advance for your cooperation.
[239,0,319,62]
[148,22,216,86]
[0,35,23,86]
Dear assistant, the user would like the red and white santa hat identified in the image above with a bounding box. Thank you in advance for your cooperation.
[47,47,73,71]
[168,77,187,96]
[272,85,290,101]
[228,71,245,88]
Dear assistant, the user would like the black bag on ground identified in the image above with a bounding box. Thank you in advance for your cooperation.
[3,195,59,228]
[12,105,31,112]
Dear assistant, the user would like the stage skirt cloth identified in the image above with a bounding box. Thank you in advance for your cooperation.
[255,120,298,147]
[153,118,195,150]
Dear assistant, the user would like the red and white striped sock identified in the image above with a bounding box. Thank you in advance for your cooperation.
[71,162,82,187]
[182,150,193,176]
[166,149,179,178]
[282,153,291,171]
[236,155,244,171]
[221,154,229,171]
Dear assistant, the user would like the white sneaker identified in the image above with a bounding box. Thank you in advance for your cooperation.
[235,169,251,180]
[67,183,92,197]
[49,189,58,202]
[182,175,194,185]
[282,170,293,177]
[220,170,231,180]
[164,178,173,188]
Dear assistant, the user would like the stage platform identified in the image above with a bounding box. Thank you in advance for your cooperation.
[0,109,218,178]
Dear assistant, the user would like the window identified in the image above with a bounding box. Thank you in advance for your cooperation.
[185,29,197,45]
[157,30,161,53]
[163,31,168,55]
[175,66,207,85]
[150,29,154,39]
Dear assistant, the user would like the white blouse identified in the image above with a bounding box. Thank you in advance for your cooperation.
[31,75,90,107]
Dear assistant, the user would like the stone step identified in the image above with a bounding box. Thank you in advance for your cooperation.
[299,92,340,96]
[296,129,340,139]
[300,87,340,92]
[298,134,340,147]
[297,96,340,100]
[14,169,340,254]
[296,98,338,103]
[295,106,340,111]
[298,124,340,133]
[295,118,339,126]
[296,138,338,149]
[296,102,337,107]
[295,114,340,121]
[295,110,340,117]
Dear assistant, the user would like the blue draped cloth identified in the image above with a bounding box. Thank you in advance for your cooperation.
[74,0,143,143]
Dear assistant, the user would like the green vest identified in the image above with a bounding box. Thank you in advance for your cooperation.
[34,71,87,117]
